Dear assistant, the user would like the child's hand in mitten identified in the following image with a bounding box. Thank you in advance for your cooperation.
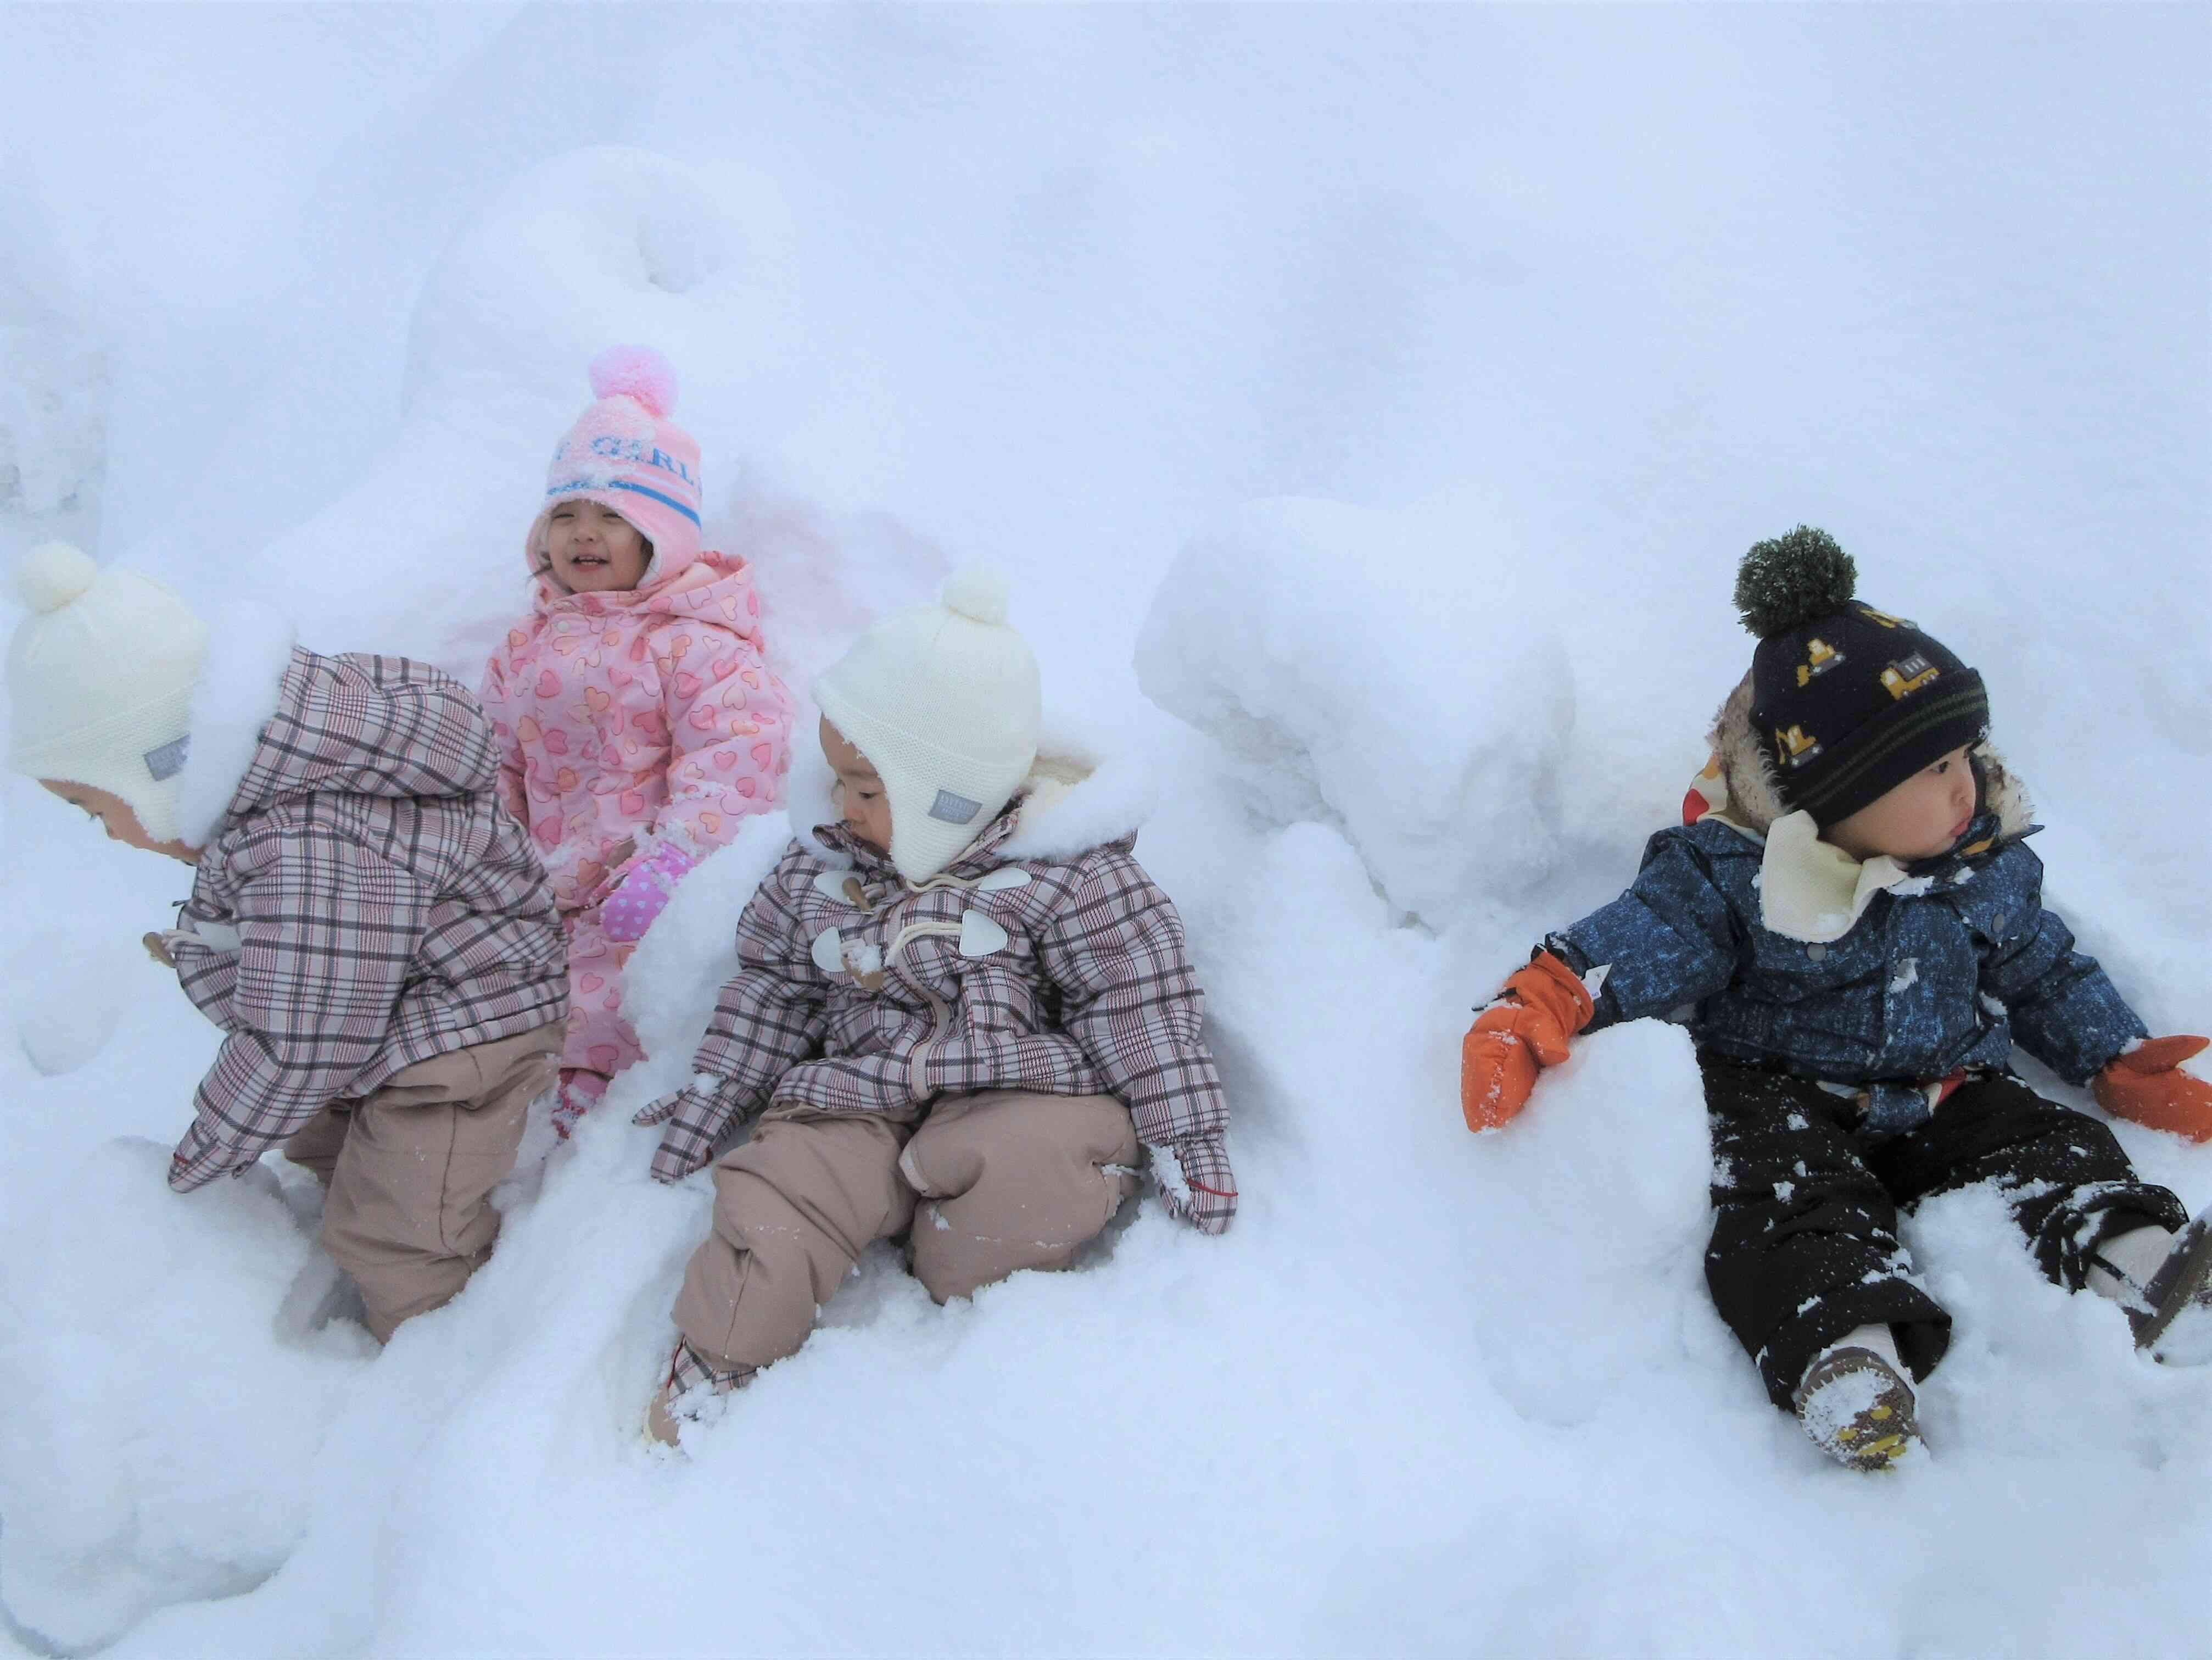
[1461,950,1595,1133]
[600,839,699,943]
[2093,1036,2212,1141]
[634,1074,741,1183]
[142,931,175,967]
[1155,1134,1237,1235]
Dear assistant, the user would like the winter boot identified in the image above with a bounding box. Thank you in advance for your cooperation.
[2097,1208,2212,1364]
[1794,1345,1922,1472]
[644,1339,752,1447]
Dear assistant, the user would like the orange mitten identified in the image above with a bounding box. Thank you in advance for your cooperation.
[2093,1036,2212,1141]
[1460,950,1595,1133]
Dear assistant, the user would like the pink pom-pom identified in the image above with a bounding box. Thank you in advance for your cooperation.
[588,345,678,419]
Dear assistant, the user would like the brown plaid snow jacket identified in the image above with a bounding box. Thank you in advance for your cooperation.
[651,806,1227,1183]
[166,647,568,1190]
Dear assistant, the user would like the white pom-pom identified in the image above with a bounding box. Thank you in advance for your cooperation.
[588,344,678,419]
[15,542,98,614]
[941,566,1010,626]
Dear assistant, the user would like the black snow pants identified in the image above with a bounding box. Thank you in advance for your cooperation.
[1700,1054,2187,1409]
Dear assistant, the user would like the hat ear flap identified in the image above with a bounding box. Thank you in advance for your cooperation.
[881,767,983,884]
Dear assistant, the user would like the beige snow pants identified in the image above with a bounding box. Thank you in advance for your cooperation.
[673,1089,1141,1377]
[283,1026,560,1341]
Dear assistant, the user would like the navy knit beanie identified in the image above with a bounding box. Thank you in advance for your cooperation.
[1737,527,1989,827]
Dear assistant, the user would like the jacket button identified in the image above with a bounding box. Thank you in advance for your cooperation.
[1807,943,1828,962]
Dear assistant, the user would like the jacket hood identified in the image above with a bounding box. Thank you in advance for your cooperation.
[175,603,501,844]
[790,708,1157,877]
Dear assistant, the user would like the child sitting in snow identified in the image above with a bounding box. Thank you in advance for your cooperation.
[7,545,568,1343]
[1458,527,2212,1471]
[635,571,1237,1443]
[478,347,792,1137]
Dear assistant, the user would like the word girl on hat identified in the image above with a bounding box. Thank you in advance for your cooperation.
[478,347,792,1137]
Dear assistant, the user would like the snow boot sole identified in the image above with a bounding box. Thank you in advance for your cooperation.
[2125,1208,2212,1363]
[1794,1346,1923,1472]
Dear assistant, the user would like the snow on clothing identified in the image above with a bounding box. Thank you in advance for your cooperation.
[646,748,1230,1188]
[1702,1056,2181,1407]
[159,612,568,1192]
[1537,678,2181,1406]
[478,545,792,1099]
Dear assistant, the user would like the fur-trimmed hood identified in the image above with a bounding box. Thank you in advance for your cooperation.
[1694,672,2035,944]
[175,603,501,847]
[787,706,1158,879]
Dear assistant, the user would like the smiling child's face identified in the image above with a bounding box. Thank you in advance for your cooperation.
[820,718,891,854]
[544,499,650,593]
[1820,745,1979,864]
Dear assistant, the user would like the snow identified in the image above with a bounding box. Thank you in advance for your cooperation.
[1,5,2209,1657]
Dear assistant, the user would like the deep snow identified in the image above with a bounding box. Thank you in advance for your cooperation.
[1,5,2209,1657]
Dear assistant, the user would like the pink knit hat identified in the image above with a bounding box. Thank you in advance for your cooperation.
[527,346,703,586]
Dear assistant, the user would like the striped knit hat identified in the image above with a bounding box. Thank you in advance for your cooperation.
[7,542,208,841]
[527,346,703,587]
[1738,527,1988,827]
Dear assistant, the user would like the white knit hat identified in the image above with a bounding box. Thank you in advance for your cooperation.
[7,542,208,842]
[813,567,1041,883]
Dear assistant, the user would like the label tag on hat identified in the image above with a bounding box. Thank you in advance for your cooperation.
[144,736,190,782]
[928,789,982,826]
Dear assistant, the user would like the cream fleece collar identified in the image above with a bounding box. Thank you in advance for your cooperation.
[172,601,298,846]
[1753,810,1918,944]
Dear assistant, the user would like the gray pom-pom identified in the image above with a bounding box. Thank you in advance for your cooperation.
[1734,526,1856,638]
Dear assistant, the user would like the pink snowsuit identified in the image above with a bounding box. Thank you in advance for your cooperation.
[480,545,791,1113]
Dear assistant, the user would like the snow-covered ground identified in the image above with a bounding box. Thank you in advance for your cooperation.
[2,6,2208,1655]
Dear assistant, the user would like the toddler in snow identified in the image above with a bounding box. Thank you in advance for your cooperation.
[635,571,1237,1443]
[479,347,791,1135]
[6,545,567,1342]
[1459,528,2212,1471]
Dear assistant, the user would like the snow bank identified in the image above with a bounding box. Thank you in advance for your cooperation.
[1137,495,1573,926]
[0,1143,365,1652]
[3,929,140,1077]
[0,327,107,565]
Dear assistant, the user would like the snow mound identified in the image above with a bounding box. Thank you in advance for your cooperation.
[0,1141,364,1651]
[1137,494,1574,924]
[5,929,141,1076]
[403,146,797,426]
[622,811,796,1072]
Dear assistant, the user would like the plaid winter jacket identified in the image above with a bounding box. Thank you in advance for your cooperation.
[650,755,1227,1183]
[1545,679,2145,1134]
[162,631,568,1191]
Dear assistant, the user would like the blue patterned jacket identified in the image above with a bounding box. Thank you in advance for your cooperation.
[1543,689,2144,1131]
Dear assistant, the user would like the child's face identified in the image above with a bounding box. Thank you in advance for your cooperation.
[1820,745,1978,864]
[820,718,891,853]
[40,779,200,864]
[544,499,650,593]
